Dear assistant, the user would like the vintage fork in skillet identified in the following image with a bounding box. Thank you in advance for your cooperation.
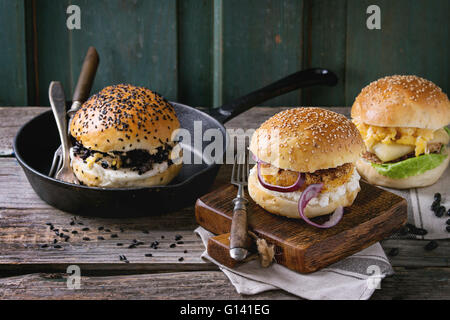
[49,82,79,184]
[48,47,99,177]
[230,150,250,261]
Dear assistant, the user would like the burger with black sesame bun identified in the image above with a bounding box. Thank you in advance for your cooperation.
[248,108,365,228]
[352,75,450,189]
[70,84,182,188]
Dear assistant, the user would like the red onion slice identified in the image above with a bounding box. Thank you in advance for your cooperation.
[257,161,304,193]
[298,183,344,228]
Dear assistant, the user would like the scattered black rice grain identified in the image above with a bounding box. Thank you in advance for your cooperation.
[142,230,149,234]
[64,236,70,242]
[98,226,104,231]
[62,229,69,232]
[54,245,62,249]
[53,239,58,244]
[82,227,90,231]
[161,235,165,239]
[116,243,123,246]
[111,234,118,238]
[184,250,188,253]
[78,222,84,225]
[72,231,78,234]
[435,206,446,218]
[70,220,75,226]
[177,241,184,244]
[446,219,450,225]
[175,235,183,241]
[83,237,90,241]
[388,248,399,257]
[447,209,450,216]
[145,253,153,257]
[434,193,442,202]
[406,224,428,236]
[59,233,65,237]
[446,226,450,233]
[178,257,184,262]
[424,240,438,251]
[397,225,409,236]
[128,244,137,249]
[40,244,49,248]
[119,255,129,263]
[120,228,124,233]
[170,243,176,248]
[104,229,111,232]
[49,225,54,230]
[98,236,105,240]
[46,223,53,226]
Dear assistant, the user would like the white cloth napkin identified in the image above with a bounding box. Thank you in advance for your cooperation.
[195,227,393,300]
[384,169,450,239]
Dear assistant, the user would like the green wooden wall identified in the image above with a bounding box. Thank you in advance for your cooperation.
[0,0,448,108]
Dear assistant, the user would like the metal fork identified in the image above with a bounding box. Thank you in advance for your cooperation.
[230,150,250,261]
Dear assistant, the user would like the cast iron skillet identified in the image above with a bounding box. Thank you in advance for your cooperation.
[14,68,337,217]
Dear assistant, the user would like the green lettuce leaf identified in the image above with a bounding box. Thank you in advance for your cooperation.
[445,126,450,136]
[371,147,448,179]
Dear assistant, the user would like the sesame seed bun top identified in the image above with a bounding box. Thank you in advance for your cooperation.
[351,75,450,130]
[249,107,365,172]
[70,84,180,153]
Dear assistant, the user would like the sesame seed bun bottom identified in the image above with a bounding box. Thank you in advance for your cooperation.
[248,167,360,219]
[356,154,449,189]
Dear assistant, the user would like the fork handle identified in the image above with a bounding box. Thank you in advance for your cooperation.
[230,198,248,261]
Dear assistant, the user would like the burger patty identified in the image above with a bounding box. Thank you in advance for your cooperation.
[72,140,174,175]
[259,162,354,192]
[362,142,443,164]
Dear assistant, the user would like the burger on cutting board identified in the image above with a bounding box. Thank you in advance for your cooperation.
[70,84,182,188]
[352,75,450,189]
[248,107,365,227]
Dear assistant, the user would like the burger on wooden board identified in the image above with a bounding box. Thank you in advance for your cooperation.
[352,75,450,189]
[248,107,365,228]
[69,84,182,188]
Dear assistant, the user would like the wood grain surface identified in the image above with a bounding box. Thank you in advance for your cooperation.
[4,1,448,107]
[196,183,407,273]
[0,106,448,299]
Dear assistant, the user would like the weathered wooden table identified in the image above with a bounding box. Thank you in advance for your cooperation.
[0,106,448,300]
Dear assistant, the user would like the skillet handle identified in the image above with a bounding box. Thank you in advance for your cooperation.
[212,68,337,123]
[72,46,100,105]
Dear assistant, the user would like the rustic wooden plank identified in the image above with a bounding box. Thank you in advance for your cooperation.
[36,0,179,106]
[0,0,27,106]
[0,267,448,300]
[302,0,347,106]
[0,271,297,300]
[0,158,449,272]
[381,239,450,268]
[178,0,213,108]
[0,107,47,156]
[371,267,450,300]
[346,0,449,105]
[222,0,304,106]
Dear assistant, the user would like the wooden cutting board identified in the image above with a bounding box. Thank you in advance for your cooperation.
[195,182,407,274]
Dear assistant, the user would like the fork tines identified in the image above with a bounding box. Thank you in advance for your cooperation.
[231,150,250,186]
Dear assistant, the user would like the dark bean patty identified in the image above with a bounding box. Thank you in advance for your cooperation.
[72,140,175,175]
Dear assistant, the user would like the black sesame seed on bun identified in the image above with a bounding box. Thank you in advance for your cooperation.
[71,84,180,153]
[69,84,182,188]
